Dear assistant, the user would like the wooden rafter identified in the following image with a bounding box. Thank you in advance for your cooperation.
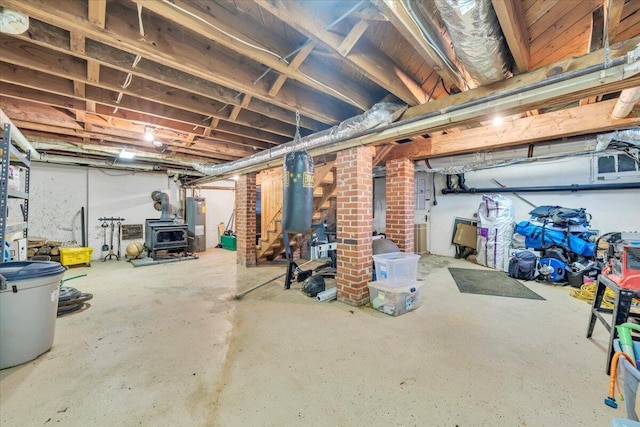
[337,20,369,57]
[9,19,325,132]
[491,0,530,73]
[0,40,297,139]
[401,34,640,121]
[255,0,429,105]
[371,0,467,91]
[605,0,626,42]
[268,41,316,97]
[131,0,374,111]
[88,0,107,29]
[385,99,640,161]
[1,0,350,125]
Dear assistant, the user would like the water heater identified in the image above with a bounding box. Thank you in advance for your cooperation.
[186,197,206,253]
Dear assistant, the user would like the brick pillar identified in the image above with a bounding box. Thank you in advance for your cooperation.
[336,146,374,306]
[235,173,256,267]
[386,158,414,252]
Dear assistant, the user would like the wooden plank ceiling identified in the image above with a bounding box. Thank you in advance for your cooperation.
[0,0,639,177]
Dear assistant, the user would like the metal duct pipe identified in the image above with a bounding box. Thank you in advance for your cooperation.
[190,102,405,179]
[611,87,640,119]
[422,135,601,173]
[597,127,640,149]
[434,0,511,85]
[32,153,204,176]
[190,44,640,185]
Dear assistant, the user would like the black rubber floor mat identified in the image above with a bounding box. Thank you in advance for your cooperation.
[448,267,545,300]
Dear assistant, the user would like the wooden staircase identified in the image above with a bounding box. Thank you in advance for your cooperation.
[257,162,336,261]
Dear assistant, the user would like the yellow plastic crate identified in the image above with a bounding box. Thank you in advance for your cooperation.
[59,247,93,266]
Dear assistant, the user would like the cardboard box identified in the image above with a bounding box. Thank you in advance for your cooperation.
[453,223,477,249]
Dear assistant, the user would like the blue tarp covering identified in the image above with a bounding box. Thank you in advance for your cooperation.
[515,221,595,257]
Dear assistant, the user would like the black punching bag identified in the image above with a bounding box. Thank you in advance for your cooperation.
[282,151,314,233]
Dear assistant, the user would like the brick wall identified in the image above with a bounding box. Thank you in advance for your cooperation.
[336,146,374,306]
[235,173,256,267]
[386,158,414,252]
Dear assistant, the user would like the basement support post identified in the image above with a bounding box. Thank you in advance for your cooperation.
[385,158,415,253]
[236,173,257,267]
[336,146,374,306]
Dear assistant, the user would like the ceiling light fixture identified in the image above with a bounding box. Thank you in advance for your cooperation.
[119,149,136,159]
[152,140,164,147]
[492,116,504,126]
[144,127,154,142]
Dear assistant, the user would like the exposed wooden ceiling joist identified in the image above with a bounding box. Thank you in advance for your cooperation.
[385,98,640,160]
[255,0,429,105]
[370,0,467,90]
[132,0,376,111]
[491,0,530,73]
[1,0,353,125]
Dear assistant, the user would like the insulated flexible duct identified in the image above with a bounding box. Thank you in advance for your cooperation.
[190,102,405,178]
[434,0,511,85]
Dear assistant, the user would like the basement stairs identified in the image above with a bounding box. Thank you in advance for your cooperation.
[257,162,336,261]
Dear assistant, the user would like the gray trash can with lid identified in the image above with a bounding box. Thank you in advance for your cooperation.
[0,261,66,369]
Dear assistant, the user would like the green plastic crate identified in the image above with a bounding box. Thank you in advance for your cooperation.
[221,235,237,251]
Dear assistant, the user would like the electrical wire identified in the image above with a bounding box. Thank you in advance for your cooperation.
[570,281,616,309]
[159,0,365,110]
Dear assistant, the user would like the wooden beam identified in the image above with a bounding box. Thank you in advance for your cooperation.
[386,99,640,160]
[1,0,352,125]
[256,0,429,105]
[268,41,315,97]
[69,31,85,54]
[371,0,467,91]
[88,0,107,29]
[1,101,259,160]
[0,40,296,138]
[73,81,85,98]
[491,0,530,73]
[87,60,100,83]
[605,0,625,42]
[337,20,368,57]
[9,20,326,131]
[229,94,251,121]
[401,34,640,121]
[132,0,374,111]
[0,65,289,145]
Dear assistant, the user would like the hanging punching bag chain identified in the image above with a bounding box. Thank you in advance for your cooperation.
[293,111,301,149]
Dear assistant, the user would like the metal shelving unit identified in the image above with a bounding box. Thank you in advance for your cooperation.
[1,122,31,262]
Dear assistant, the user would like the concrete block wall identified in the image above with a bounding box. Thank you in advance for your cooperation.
[385,158,415,252]
[336,146,374,306]
[235,173,256,267]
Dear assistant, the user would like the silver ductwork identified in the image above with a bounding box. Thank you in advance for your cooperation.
[419,135,605,174]
[596,127,640,150]
[191,102,406,179]
[434,0,511,85]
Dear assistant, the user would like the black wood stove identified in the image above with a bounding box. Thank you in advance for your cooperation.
[145,220,188,260]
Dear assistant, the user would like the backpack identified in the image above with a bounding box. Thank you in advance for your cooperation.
[529,205,591,227]
[508,251,538,281]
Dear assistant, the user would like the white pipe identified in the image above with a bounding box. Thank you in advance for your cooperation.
[316,287,337,302]
[611,87,640,119]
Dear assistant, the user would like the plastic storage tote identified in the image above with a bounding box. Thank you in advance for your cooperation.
[372,252,420,285]
[368,281,423,317]
[59,247,93,267]
[0,261,66,369]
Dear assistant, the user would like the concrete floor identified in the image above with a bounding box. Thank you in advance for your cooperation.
[0,248,625,426]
